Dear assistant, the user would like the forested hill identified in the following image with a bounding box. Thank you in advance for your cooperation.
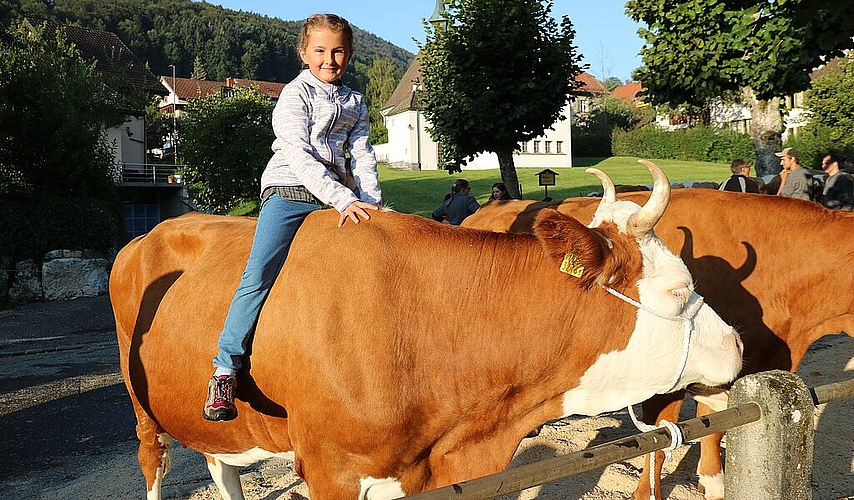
[0,0,414,92]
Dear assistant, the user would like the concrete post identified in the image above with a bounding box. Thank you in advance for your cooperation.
[725,370,814,500]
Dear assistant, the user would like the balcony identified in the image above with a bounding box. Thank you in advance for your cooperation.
[119,162,184,186]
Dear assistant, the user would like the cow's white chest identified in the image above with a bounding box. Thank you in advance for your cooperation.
[561,322,683,416]
[360,476,405,500]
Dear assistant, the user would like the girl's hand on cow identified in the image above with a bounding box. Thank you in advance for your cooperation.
[338,201,379,227]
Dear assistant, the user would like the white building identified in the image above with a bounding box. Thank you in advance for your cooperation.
[378,54,606,171]
[616,57,843,141]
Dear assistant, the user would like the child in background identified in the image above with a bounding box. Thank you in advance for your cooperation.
[203,13,382,421]
[490,182,510,200]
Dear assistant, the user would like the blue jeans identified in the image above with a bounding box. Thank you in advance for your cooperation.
[213,194,324,371]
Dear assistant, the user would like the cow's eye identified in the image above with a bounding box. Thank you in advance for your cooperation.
[669,286,691,305]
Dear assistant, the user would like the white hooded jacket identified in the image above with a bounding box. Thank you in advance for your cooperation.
[260,69,382,212]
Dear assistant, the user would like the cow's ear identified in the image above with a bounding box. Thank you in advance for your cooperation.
[534,209,608,288]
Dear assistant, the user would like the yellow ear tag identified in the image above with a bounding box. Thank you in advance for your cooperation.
[560,253,584,278]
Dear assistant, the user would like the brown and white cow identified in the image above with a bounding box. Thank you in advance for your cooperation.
[463,169,854,500]
[110,161,743,500]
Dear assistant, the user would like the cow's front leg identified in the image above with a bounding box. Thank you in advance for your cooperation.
[205,455,244,500]
[695,402,725,500]
[633,393,685,500]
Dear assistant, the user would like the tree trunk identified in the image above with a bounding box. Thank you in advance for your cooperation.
[497,149,521,199]
[743,87,784,178]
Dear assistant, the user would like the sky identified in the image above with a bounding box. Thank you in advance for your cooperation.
[203,0,644,83]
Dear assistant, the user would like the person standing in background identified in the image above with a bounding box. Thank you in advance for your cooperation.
[775,147,811,200]
[819,153,854,210]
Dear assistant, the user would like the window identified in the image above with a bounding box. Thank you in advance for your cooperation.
[520,141,528,153]
[545,141,551,154]
[556,141,563,154]
[577,99,589,113]
[533,141,540,153]
[125,203,159,239]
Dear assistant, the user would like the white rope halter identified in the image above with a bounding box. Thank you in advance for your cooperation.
[601,285,704,500]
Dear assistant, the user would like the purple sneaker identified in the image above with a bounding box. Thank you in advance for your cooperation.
[203,374,237,421]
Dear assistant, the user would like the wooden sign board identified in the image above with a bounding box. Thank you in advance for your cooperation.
[536,168,558,186]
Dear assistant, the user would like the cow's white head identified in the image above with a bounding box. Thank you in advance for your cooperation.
[557,161,743,416]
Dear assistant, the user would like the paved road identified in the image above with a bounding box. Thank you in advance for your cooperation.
[0,296,219,499]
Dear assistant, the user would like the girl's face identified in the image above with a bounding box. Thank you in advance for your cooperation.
[492,187,503,200]
[299,27,351,84]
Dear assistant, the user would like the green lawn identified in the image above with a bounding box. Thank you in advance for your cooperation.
[227,156,731,217]
[381,156,731,217]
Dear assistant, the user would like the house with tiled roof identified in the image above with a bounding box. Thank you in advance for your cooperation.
[159,77,285,119]
[612,82,645,107]
[27,20,189,238]
[34,20,166,172]
[379,54,606,171]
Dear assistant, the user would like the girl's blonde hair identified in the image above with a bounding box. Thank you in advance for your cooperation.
[298,13,354,54]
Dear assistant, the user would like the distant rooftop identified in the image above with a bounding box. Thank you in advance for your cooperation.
[34,20,165,95]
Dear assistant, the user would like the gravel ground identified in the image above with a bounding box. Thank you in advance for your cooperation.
[184,335,854,500]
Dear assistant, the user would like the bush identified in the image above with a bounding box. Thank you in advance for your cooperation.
[785,125,854,170]
[0,196,126,262]
[571,130,612,157]
[612,125,754,163]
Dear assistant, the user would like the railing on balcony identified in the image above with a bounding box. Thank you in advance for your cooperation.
[119,162,184,185]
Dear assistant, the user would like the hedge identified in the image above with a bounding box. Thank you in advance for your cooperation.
[612,125,754,163]
[0,195,126,262]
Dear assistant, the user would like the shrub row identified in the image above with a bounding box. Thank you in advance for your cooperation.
[784,125,854,170]
[570,130,612,157]
[612,125,755,163]
[0,196,126,262]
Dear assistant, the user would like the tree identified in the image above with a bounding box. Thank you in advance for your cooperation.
[191,54,208,81]
[626,0,854,176]
[419,0,584,197]
[791,53,854,166]
[365,58,400,146]
[179,86,275,213]
[145,104,173,159]
[1,0,411,95]
[572,95,652,156]
[601,77,623,93]
[0,21,120,200]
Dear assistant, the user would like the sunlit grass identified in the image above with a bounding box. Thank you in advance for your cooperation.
[380,156,731,217]
[228,156,731,217]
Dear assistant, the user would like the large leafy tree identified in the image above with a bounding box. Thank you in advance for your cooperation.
[419,0,584,197]
[0,21,120,199]
[179,86,275,213]
[793,53,854,165]
[627,0,854,176]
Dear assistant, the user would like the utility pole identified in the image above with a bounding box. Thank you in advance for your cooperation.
[169,64,178,163]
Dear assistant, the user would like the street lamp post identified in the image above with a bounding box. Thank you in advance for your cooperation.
[168,64,177,163]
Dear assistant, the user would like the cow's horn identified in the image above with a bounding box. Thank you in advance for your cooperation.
[586,168,616,205]
[626,159,670,237]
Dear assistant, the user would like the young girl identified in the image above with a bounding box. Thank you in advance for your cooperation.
[204,13,382,421]
[490,182,510,201]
